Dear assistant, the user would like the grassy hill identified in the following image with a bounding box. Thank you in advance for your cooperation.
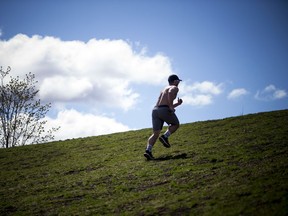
[1,109,287,215]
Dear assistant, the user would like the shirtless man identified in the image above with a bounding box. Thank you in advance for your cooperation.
[144,74,183,160]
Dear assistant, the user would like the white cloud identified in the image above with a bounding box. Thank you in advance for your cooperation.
[273,89,287,99]
[182,94,212,106]
[180,81,223,106]
[40,76,94,101]
[44,109,130,140]
[264,85,276,92]
[0,34,175,139]
[255,84,287,101]
[185,81,223,95]
[227,88,249,100]
[0,34,173,110]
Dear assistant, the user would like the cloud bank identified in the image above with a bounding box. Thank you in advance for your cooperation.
[255,85,287,101]
[0,34,174,140]
[180,81,223,106]
[228,88,249,100]
[44,109,130,140]
[0,34,173,110]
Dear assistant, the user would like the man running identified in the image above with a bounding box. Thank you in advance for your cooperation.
[144,74,183,160]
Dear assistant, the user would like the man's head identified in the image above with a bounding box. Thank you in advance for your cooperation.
[168,74,182,85]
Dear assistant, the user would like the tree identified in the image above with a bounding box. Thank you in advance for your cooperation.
[0,66,59,148]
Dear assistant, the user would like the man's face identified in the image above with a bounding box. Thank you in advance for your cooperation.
[174,80,181,86]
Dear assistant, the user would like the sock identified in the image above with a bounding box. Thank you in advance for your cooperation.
[146,144,153,152]
[164,130,171,138]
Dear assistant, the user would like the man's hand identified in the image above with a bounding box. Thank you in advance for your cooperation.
[172,97,183,111]
[177,97,183,105]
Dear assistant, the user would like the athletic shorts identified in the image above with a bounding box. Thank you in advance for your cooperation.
[152,105,179,131]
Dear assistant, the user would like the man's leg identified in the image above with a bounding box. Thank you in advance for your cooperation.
[147,130,161,150]
[144,130,161,160]
[160,124,179,147]
[165,124,179,136]
[148,130,161,144]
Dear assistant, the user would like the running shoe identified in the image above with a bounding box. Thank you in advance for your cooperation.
[144,150,154,160]
[159,135,171,148]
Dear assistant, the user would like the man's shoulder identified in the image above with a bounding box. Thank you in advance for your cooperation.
[168,85,179,92]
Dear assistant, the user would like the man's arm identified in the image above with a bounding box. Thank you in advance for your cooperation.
[168,86,179,111]
[169,86,183,110]
[173,97,183,108]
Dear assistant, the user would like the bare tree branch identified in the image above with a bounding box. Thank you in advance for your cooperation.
[0,66,60,148]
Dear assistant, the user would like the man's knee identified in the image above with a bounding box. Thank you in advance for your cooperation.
[175,124,180,131]
[168,124,179,133]
[173,123,180,129]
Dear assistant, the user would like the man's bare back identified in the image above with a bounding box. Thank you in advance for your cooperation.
[156,85,179,110]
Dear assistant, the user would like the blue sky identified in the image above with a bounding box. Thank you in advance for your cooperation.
[0,0,287,140]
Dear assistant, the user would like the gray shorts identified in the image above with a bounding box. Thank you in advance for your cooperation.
[152,105,179,131]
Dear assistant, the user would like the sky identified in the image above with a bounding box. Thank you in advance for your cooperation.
[0,0,287,141]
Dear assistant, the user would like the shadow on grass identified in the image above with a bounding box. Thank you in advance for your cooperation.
[154,153,188,161]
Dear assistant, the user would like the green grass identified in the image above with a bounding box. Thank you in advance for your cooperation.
[1,109,288,215]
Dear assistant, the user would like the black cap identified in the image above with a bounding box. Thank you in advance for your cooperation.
[168,74,182,83]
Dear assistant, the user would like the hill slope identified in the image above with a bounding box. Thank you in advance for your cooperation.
[1,110,288,215]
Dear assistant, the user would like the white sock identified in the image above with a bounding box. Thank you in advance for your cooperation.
[146,144,153,152]
[164,130,171,138]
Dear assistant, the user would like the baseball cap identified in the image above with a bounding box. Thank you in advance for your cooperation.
[168,74,182,83]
